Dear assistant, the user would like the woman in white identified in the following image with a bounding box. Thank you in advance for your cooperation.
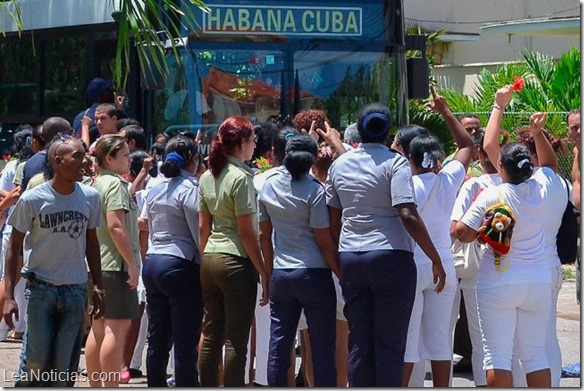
[481,85,569,387]
[398,87,474,387]
[454,108,561,387]
[449,128,502,387]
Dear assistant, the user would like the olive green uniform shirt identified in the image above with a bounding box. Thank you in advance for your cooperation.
[198,156,257,257]
[92,169,141,271]
[12,161,25,186]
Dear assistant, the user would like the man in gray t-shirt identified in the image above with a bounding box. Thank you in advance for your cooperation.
[2,132,104,386]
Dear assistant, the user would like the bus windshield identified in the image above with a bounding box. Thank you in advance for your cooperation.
[149,0,405,154]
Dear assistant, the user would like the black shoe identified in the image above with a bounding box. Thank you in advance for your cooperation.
[129,368,143,378]
[453,361,473,374]
[295,374,305,387]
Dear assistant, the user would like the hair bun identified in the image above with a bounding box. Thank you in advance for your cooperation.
[165,151,185,167]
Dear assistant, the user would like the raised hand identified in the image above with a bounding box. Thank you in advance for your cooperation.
[529,112,547,134]
[494,84,514,110]
[425,84,449,115]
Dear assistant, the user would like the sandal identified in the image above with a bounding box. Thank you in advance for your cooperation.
[120,369,131,384]
[6,330,23,341]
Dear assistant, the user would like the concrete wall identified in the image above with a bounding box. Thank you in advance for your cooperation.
[404,0,580,93]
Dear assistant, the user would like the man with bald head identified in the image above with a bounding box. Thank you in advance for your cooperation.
[20,117,73,191]
[2,133,104,386]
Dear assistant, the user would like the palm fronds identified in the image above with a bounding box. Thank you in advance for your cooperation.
[113,0,209,90]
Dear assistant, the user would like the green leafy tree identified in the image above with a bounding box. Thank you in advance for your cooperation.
[438,48,580,139]
[409,47,580,156]
[114,0,209,90]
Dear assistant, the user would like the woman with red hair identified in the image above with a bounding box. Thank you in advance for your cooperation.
[197,116,270,387]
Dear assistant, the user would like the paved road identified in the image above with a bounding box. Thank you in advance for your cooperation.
[0,279,580,387]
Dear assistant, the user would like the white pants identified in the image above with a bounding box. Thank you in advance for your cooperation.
[477,282,552,373]
[245,282,270,385]
[450,275,486,386]
[405,262,458,362]
[511,265,563,387]
[130,309,149,371]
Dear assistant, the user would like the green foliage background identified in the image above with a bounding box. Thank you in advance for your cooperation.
[409,47,580,157]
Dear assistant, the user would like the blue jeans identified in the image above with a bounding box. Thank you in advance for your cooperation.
[267,268,336,387]
[17,276,87,387]
[142,254,203,387]
[340,250,417,387]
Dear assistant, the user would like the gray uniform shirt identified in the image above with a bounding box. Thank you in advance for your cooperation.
[142,170,201,264]
[9,181,102,285]
[325,143,415,252]
[258,166,330,269]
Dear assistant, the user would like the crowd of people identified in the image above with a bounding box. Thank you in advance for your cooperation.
[0,79,580,387]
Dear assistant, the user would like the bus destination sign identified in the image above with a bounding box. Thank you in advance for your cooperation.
[203,5,362,36]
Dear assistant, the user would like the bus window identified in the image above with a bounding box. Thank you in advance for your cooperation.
[152,48,286,152]
[293,49,397,130]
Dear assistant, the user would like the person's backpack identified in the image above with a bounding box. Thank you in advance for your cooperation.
[557,176,580,264]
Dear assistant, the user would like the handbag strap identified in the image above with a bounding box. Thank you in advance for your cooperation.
[418,177,440,215]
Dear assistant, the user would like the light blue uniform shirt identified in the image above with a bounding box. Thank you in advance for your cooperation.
[143,170,201,264]
[258,166,330,269]
[325,143,415,252]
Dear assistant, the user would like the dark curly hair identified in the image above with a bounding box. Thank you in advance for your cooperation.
[292,109,329,134]
[516,126,566,156]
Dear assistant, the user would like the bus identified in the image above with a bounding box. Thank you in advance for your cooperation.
[0,0,426,154]
[149,0,422,155]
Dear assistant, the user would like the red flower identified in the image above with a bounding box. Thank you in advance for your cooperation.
[512,76,525,92]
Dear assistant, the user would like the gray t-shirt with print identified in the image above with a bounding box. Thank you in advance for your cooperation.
[8,181,102,285]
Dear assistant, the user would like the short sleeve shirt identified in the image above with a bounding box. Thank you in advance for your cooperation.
[92,169,141,271]
[8,182,102,285]
[198,156,257,257]
[325,144,415,252]
[20,150,47,191]
[144,171,201,263]
[412,160,466,269]
[460,167,559,288]
[450,173,502,223]
[258,167,330,269]
[12,160,26,187]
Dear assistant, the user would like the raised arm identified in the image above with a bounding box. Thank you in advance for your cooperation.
[484,85,513,165]
[529,112,557,172]
[316,121,347,156]
[426,84,474,168]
